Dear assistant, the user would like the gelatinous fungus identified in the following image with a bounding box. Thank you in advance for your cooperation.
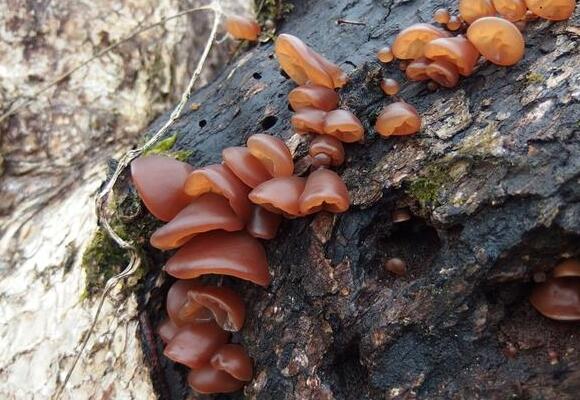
[406,58,431,81]
[424,36,480,76]
[247,205,282,240]
[299,169,350,215]
[249,176,307,217]
[385,258,407,276]
[185,286,246,332]
[187,365,246,394]
[225,16,261,41]
[530,278,580,321]
[375,102,422,137]
[552,259,580,278]
[308,135,345,167]
[466,17,525,66]
[380,78,400,96]
[323,109,365,143]
[392,23,450,60]
[492,0,528,21]
[426,59,460,88]
[434,8,451,24]
[167,279,203,326]
[158,319,179,343]
[247,134,294,178]
[525,0,576,21]
[211,344,253,382]
[291,108,327,134]
[222,147,272,188]
[446,15,463,31]
[459,0,497,24]
[377,46,395,63]
[288,84,339,112]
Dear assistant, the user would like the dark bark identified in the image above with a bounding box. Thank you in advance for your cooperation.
[136,0,580,399]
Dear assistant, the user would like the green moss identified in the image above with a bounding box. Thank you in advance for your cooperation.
[255,0,294,36]
[407,165,453,206]
[143,134,193,162]
[525,72,545,84]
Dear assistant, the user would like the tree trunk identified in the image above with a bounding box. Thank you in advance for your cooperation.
[135,0,580,399]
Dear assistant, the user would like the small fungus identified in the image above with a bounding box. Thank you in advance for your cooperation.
[525,0,576,21]
[247,205,282,240]
[184,286,246,332]
[187,365,246,394]
[466,17,525,66]
[377,46,395,63]
[459,0,497,24]
[434,8,451,24]
[323,109,365,143]
[406,58,431,81]
[530,278,580,321]
[288,84,339,112]
[381,78,400,96]
[553,259,580,278]
[492,0,528,21]
[211,344,253,382]
[446,16,463,31]
[298,169,350,215]
[247,134,294,178]
[308,135,345,167]
[249,176,307,217]
[166,280,204,327]
[385,258,407,276]
[158,319,179,344]
[225,16,261,41]
[392,208,412,223]
[310,153,333,169]
[222,147,272,189]
[375,102,422,137]
[426,59,460,88]
[392,24,450,60]
[291,108,327,134]
[424,36,480,76]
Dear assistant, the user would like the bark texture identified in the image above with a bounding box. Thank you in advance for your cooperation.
[136,0,580,399]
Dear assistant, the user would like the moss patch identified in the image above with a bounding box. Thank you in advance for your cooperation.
[407,165,454,206]
[525,72,545,85]
[143,134,193,162]
[255,0,294,39]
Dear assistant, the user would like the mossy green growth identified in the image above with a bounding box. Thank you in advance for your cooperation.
[525,72,545,84]
[407,165,453,206]
[143,134,193,162]
[255,0,294,31]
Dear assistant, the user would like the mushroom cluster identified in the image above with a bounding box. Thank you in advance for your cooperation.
[530,259,580,321]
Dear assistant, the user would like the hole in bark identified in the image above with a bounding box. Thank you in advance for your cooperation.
[260,115,278,130]
[253,72,262,80]
[322,337,369,397]
[199,120,207,128]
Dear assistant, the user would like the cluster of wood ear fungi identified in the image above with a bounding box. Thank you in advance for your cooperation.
[126,1,577,394]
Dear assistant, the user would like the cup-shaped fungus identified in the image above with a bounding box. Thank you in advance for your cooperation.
[529,278,580,321]
[299,169,350,215]
[222,147,272,189]
[552,259,580,278]
[165,231,271,287]
[323,110,365,143]
[492,0,528,21]
[381,78,400,96]
[185,286,246,332]
[164,320,230,369]
[466,17,525,66]
[288,85,339,112]
[424,36,480,76]
[249,176,306,217]
[525,0,576,21]
[225,16,261,41]
[275,34,347,89]
[459,0,497,24]
[405,58,431,81]
[375,102,422,137]
[434,8,451,24]
[426,59,460,88]
[446,16,463,31]
[167,280,204,326]
[187,365,246,394]
[247,134,294,178]
[247,205,282,240]
[377,46,394,63]
[158,319,179,343]
[211,344,253,382]
[392,24,450,60]
[308,135,345,167]
[184,164,252,222]
[130,155,193,222]
[150,194,244,250]
[291,108,327,135]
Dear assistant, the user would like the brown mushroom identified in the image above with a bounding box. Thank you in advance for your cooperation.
[377,46,394,63]
[446,16,463,31]
[525,0,576,21]
[211,344,253,382]
[385,258,407,276]
[291,108,327,135]
[323,109,365,143]
[309,153,332,170]
[222,147,272,188]
[375,102,422,137]
[466,17,525,66]
[167,279,204,326]
[150,193,244,250]
[424,36,480,76]
[183,164,252,222]
[426,59,460,88]
[247,205,282,240]
[459,0,497,24]
[405,58,431,81]
[247,134,294,178]
[275,33,347,89]
[130,155,193,222]
[434,8,451,24]
[225,16,261,41]
[529,278,580,321]
[392,208,412,223]
[187,365,245,394]
[288,84,339,112]
[492,0,528,21]
[158,318,179,344]
[308,135,345,167]
[248,176,306,217]
[299,169,350,215]
[392,24,450,60]
[165,231,271,287]
[164,320,230,369]
[184,286,246,332]
[380,78,400,96]
[553,259,580,278]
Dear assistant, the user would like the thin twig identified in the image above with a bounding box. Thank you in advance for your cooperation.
[52,2,222,398]
[0,4,216,125]
[336,19,367,26]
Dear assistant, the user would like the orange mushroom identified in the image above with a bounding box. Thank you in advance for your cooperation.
[249,176,306,217]
[183,286,246,332]
[291,108,327,135]
[275,33,347,89]
[375,102,422,137]
[459,0,497,24]
[380,78,400,96]
[405,58,431,81]
[492,0,528,21]
[466,17,525,66]
[553,259,580,278]
[434,8,451,24]
[310,153,333,169]
[150,193,244,250]
[130,155,193,222]
[211,344,253,382]
[165,231,271,287]
[187,365,245,394]
[164,320,230,369]
[158,318,179,344]
[308,135,345,167]
[424,36,480,76]
[426,59,460,88]
[247,134,294,178]
[377,46,395,63]
[222,147,271,189]
[323,109,365,143]
[299,169,350,215]
[525,0,576,21]
[167,279,204,327]
[446,16,463,31]
[183,164,252,222]
[392,23,450,60]
[529,278,580,321]
[225,16,261,41]
[288,84,339,112]
[247,205,282,240]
